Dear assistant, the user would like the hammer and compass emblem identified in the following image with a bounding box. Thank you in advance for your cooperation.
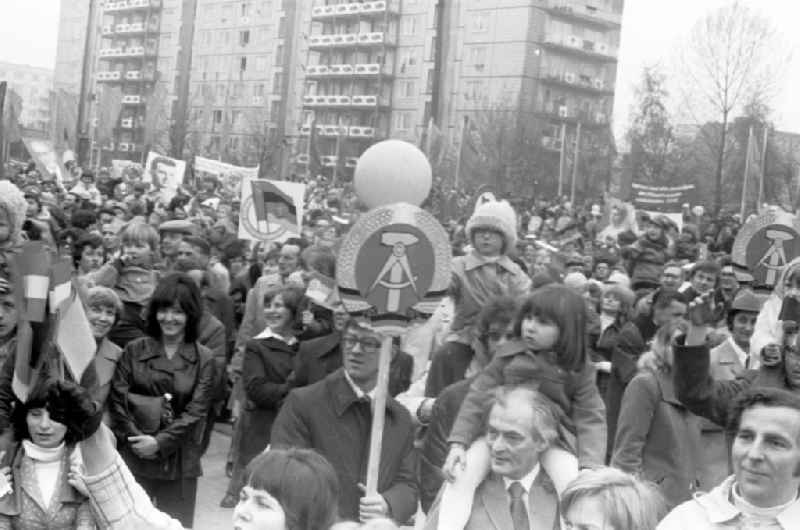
[369,233,420,313]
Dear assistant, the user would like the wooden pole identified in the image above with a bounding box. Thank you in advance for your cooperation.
[365,336,392,496]
[758,126,769,207]
[570,122,581,204]
[740,126,753,220]
[557,122,567,197]
[453,115,467,191]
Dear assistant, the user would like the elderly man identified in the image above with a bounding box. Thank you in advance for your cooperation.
[271,318,417,525]
[658,387,800,529]
[424,386,560,530]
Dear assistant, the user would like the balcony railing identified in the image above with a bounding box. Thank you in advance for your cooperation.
[122,95,145,105]
[96,71,123,82]
[308,31,393,49]
[541,34,617,61]
[302,95,352,108]
[105,0,161,13]
[295,153,310,164]
[120,118,136,129]
[350,94,380,107]
[546,1,622,28]
[320,155,338,167]
[538,106,610,126]
[311,1,397,19]
[349,126,376,138]
[540,72,613,94]
[306,63,356,78]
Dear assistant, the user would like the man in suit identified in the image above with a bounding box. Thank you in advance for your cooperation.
[424,386,561,530]
[271,318,417,525]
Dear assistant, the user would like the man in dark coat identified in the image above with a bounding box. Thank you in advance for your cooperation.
[271,318,418,525]
[606,289,686,459]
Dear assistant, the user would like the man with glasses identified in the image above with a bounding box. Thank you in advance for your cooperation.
[271,317,418,525]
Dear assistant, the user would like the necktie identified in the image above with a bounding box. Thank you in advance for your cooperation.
[508,481,529,530]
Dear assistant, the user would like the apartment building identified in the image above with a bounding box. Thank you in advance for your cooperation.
[92,0,195,162]
[54,0,94,95]
[0,62,54,132]
[187,0,303,169]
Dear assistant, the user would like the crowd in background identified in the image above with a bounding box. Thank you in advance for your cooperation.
[0,157,795,530]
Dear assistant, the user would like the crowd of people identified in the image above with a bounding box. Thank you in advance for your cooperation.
[0,157,796,530]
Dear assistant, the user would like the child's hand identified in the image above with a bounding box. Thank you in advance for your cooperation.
[443,444,466,482]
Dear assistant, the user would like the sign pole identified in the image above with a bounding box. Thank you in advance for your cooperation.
[365,336,393,495]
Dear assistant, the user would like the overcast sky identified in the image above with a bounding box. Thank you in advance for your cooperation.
[1,0,799,139]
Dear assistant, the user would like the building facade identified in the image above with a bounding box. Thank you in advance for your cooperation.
[54,0,94,95]
[0,62,54,132]
[186,0,303,173]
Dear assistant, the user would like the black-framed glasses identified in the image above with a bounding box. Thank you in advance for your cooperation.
[342,335,381,354]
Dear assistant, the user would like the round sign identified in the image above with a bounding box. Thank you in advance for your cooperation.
[732,210,800,287]
[353,140,432,209]
[239,194,295,242]
[336,202,451,336]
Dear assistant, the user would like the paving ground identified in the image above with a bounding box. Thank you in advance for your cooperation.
[194,425,423,530]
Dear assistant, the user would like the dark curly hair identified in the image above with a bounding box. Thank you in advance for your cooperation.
[12,378,81,445]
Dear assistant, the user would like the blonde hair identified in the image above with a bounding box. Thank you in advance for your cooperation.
[561,467,667,530]
[86,286,123,317]
[119,221,159,252]
[637,320,686,374]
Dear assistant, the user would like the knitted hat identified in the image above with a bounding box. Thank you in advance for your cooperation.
[466,200,518,252]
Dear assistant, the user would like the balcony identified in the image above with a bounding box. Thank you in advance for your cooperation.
[305,63,355,78]
[344,156,359,168]
[536,106,610,128]
[541,34,617,62]
[99,47,126,58]
[545,1,622,29]
[120,118,136,129]
[96,71,123,82]
[302,94,351,108]
[101,25,115,36]
[357,31,392,47]
[540,136,562,152]
[349,125,376,138]
[307,31,393,49]
[311,1,397,20]
[353,63,392,78]
[350,94,385,107]
[116,21,159,35]
[105,0,161,13]
[295,153,310,164]
[125,70,154,81]
[318,125,349,137]
[122,95,145,105]
[540,72,614,95]
[320,155,338,167]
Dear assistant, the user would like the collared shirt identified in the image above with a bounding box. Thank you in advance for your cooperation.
[502,463,541,518]
[726,336,750,369]
[343,369,376,402]
[253,327,298,345]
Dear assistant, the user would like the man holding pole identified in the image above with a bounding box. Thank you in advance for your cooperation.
[270,317,418,524]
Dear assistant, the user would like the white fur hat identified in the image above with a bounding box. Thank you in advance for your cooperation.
[466,200,518,252]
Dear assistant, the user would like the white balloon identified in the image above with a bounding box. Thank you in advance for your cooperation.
[353,140,432,208]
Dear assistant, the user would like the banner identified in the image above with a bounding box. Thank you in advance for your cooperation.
[631,183,694,213]
[238,178,305,243]
[144,152,186,202]
[194,156,259,198]
[22,137,65,184]
[111,159,143,181]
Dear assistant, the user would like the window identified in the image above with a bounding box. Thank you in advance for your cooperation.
[273,72,283,93]
[472,13,488,32]
[395,112,412,130]
[232,110,243,127]
[221,4,233,22]
[241,2,250,17]
[399,49,418,73]
[270,100,280,119]
[253,84,264,97]
[470,46,487,71]
[213,110,223,124]
[465,80,486,100]
[278,17,286,38]
[426,68,434,93]
[229,136,241,151]
[429,36,437,61]
[255,57,267,72]
[275,45,284,65]
[233,82,243,98]
[240,30,250,46]
[240,57,248,71]
[403,81,415,98]
[216,84,225,98]
[401,15,417,36]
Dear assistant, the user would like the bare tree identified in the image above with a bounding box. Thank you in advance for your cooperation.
[675,1,788,214]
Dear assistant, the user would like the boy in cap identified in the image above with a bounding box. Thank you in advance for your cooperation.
[424,200,531,397]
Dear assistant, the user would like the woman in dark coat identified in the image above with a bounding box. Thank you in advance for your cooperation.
[109,273,215,528]
[220,285,307,508]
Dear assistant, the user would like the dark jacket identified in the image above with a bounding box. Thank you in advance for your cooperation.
[612,370,703,508]
[294,332,414,397]
[623,235,669,287]
[673,337,790,429]
[606,314,658,457]
[271,369,418,524]
[448,340,607,469]
[110,336,216,480]
[238,335,299,466]
[197,310,226,400]
[424,341,474,398]
[419,378,471,513]
[204,288,236,361]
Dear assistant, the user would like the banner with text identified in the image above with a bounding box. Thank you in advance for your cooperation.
[631,183,695,213]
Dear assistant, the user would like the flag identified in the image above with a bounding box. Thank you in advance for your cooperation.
[53,89,79,150]
[55,285,95,382]
[457,115,488,188]
[96,86,123,147]
[3,87,23,144]
[251,179,298,234]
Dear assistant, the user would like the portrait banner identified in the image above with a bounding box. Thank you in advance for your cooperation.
[144,152,186,202]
